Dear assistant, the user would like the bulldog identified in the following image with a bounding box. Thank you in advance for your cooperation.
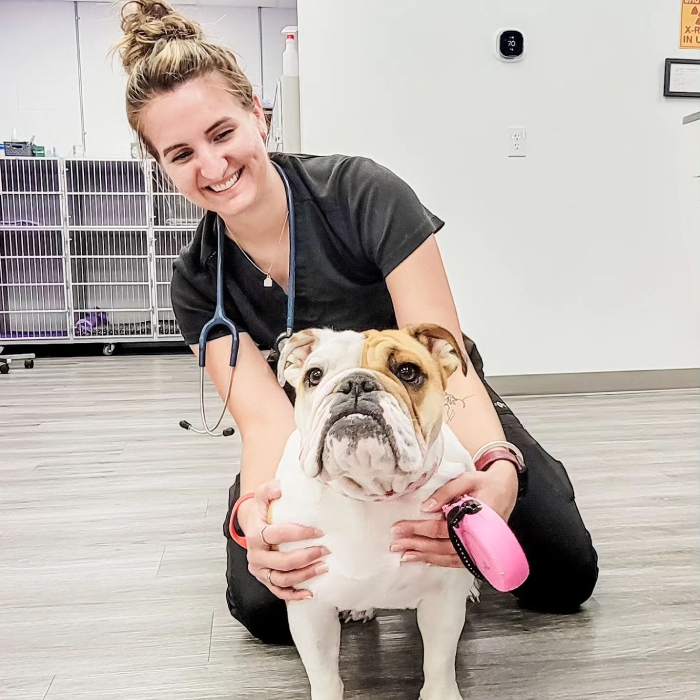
[272,324,478,700]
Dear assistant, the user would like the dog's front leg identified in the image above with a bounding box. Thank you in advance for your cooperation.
[416,575,470,700]
[287,599,344,700]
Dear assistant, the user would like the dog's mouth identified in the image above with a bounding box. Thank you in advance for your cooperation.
[314,406,401,483]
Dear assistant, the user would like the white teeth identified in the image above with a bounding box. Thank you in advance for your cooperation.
[210,169,242,193]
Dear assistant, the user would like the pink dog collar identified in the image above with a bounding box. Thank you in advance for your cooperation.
[442,495,529,592]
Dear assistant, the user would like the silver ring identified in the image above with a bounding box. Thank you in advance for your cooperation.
[259,525,272,547]
[266,568,273,586]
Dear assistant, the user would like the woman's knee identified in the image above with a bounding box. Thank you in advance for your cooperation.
[515,543,599,614]
[226,583,292,645]
[225,536,292,645]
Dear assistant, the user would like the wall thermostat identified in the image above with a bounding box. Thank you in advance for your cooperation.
[496,29,525,62]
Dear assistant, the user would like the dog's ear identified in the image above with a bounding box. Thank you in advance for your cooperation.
[406,324,468,381]
[277,329,320,388]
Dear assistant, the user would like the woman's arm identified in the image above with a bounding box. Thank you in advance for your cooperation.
[191,334,327,599]
[386,234,518,537]
[192,333,295,502]
[386,235,506,451]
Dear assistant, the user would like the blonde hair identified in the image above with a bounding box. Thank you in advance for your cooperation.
[116,0,255,158]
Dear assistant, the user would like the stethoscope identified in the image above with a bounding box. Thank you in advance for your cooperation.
[179,161,296,437]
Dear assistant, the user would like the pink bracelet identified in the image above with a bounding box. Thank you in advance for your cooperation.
[229,493,255,549]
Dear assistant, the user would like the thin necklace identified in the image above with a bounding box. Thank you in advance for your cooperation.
[226,210,289,288]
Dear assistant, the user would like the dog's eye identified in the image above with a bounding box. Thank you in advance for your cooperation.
[396,363,422,385]
[305,368,324,387]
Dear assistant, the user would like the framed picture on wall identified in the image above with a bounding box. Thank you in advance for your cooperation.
[663,58,700,98]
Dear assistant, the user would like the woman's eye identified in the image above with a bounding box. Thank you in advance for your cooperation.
[214,129,234,142]
[305,368,324,387]
[171,150,192,163]
[396,363,422,385]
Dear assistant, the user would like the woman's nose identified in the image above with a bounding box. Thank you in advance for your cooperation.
[198,147,227,181]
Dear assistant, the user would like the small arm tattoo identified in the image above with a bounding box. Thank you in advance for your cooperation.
[445,393,466,423]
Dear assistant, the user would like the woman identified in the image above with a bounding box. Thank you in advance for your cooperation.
[118,0,598,645]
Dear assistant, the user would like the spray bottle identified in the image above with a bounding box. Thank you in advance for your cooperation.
[281,26,299,77]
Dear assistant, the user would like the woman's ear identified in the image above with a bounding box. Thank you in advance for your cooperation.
[277,330,320,388]
[252,94,268,140]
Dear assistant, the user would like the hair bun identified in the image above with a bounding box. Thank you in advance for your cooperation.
[118,0,203,72]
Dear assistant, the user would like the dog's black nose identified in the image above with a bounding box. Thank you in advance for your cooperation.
[338,372,382,399]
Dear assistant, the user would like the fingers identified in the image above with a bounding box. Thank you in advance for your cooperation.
[244,481,331,602]
[250,545,330,573]
[391,518,463,569]
[421,472,481,512]
[247,538,330,601]
[400,551,464,569]
[268,582,314,602]
[256,522,323,548]
[249,554,329,602]
[391,535,451,556]
[392,518,449,540]
[268,560,329,589]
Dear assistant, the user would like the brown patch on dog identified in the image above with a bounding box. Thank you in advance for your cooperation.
[361,326,465,444]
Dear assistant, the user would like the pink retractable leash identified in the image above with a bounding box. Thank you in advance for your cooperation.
[443,496,529,592]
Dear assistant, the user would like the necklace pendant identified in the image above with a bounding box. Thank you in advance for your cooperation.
[263,275,273,288]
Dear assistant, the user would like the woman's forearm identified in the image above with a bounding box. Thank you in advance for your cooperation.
[444,362,519,497]
[445,356,506,454]
[237,419,295,534]
[239,422,295,495]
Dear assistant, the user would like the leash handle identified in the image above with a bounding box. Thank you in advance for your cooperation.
[443,496,529,592]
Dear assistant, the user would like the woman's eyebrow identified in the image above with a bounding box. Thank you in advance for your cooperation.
[163,142,188,158]
[205,118,232,135]
[162,119,233,158]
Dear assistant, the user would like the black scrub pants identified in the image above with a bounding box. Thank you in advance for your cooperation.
[223,336,599,645]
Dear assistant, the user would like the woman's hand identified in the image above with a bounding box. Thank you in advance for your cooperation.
[390,461,518,568]
[239,480,330,601]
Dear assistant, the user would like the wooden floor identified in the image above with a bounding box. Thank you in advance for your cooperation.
[0,354,698,700]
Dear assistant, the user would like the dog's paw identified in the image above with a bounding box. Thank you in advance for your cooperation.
[339,608,376,624]
[420,684,463,700]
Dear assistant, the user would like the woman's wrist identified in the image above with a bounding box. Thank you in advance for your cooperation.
[484,459,519,491]
[236,497,255,536]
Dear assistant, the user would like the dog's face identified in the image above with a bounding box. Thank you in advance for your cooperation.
[277,325,467,500]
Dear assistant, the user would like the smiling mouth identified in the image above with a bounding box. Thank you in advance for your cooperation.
[208,168,242,193]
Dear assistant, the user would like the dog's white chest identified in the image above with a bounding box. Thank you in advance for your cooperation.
[273,427,476,611]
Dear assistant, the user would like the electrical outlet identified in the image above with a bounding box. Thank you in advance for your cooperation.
[508,127,527,157]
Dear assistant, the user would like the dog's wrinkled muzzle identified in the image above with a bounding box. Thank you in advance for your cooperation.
[297,370,437,500]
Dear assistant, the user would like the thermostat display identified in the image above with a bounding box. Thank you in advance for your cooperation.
[496,30,525,62]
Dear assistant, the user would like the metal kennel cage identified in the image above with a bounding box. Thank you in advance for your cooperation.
[0,157,202,355]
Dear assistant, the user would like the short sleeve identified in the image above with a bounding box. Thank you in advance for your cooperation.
[341,158,444,277]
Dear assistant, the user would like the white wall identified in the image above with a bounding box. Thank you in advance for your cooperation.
[297,0,700,376]
[0,1,296,159]
[0,0,83,155]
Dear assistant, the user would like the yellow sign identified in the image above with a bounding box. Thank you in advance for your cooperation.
[681,0,700,49]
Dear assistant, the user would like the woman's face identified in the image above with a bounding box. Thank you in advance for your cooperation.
[141,73,270,219]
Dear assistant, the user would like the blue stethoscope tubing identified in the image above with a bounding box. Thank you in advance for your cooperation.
[180,160,296,437]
